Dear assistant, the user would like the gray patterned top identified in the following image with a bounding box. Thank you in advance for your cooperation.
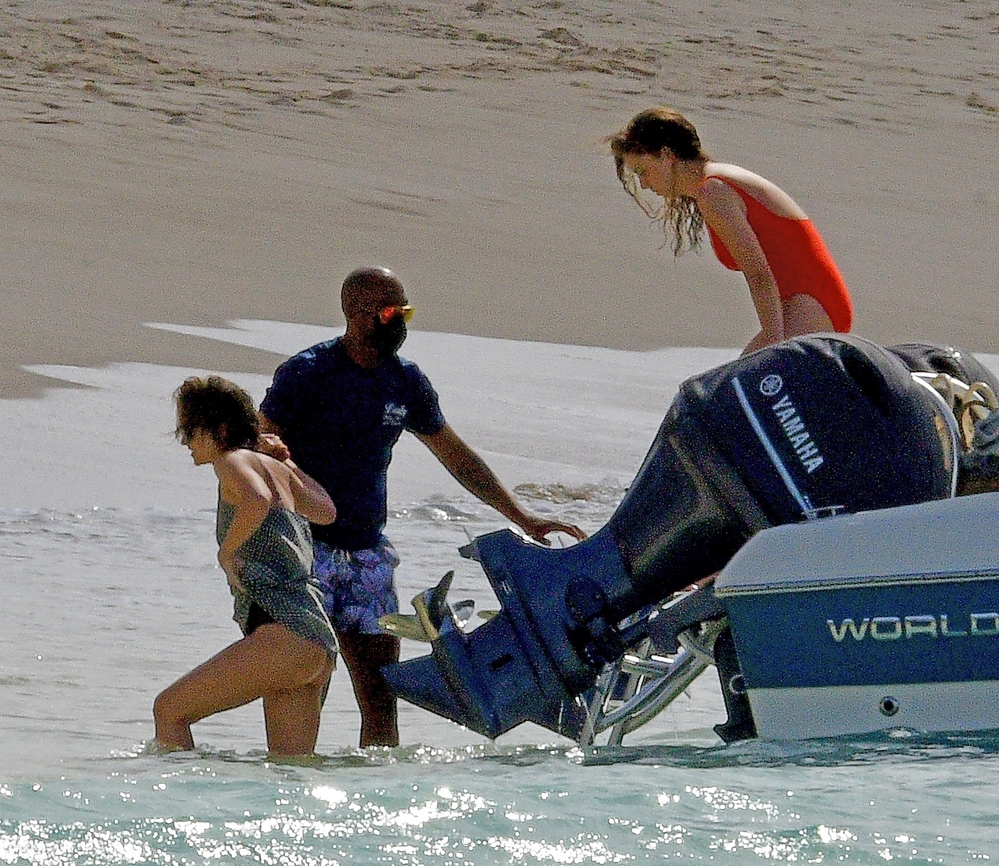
[216,497,337,656]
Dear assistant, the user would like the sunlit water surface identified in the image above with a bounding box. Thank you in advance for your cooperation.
[2,326,999,863]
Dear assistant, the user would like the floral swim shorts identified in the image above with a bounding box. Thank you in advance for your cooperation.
[312,537,401,635]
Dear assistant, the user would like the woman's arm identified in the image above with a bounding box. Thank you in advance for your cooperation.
[286,459,337,526]
[254,430,336,526]
[215,452,273,585]
[697,178,784,350]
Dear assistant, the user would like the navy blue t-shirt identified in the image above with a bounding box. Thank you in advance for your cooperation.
[260,338,446,551]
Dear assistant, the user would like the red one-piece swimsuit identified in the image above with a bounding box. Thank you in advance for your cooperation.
[704,176,853,333]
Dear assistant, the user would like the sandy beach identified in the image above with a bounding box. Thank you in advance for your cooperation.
[1,0,997,398]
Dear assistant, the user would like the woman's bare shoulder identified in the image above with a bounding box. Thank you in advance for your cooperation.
[215,449,284,489]
[701,162,806,219]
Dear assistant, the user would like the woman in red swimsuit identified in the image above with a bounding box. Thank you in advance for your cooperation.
[608,107,853,354]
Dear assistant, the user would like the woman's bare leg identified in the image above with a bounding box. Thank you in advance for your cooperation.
[782,294,835,339]
[263,656,334,756]
[743,295,837,354]
[153,624,331,754]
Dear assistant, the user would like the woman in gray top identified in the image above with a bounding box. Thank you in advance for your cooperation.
[154,376,338,757]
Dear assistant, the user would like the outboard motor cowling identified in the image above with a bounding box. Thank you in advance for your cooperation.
[888,342,999,394]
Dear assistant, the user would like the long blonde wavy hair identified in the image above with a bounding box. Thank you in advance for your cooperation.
[607,107,709,256]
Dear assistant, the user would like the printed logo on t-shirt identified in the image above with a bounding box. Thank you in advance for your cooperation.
[383,402,408,427]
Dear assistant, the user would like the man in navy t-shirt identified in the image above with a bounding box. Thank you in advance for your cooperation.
[261,267,585,747]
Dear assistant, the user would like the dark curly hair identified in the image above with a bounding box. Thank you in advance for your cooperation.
[606,107,710,256]
[174,375,259,451]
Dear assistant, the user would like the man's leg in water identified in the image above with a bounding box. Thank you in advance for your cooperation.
[336,631,400,747]
[314,538,403,748]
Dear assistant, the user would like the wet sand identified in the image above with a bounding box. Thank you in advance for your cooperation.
[2,0,997,397]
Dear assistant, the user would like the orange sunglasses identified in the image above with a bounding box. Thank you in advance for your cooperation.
[377,304,414,325]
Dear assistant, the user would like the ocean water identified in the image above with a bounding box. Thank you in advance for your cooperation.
[2,323,999,864]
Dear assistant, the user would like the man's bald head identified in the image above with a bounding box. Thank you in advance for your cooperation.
[341,267,405,318]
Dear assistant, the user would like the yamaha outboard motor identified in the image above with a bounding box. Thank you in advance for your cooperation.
[384,335,958,739]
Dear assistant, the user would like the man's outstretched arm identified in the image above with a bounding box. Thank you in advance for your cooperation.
[416,424,586,544]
